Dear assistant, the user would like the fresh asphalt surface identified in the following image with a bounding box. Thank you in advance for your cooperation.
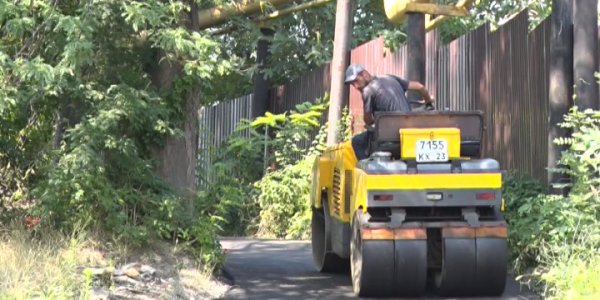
[220,239,540,300]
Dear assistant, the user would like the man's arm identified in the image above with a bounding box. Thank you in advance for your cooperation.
[363,112,374,126]
[363,90,375,126]
[407,81,433,103]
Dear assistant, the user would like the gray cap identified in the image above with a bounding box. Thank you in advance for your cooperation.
[344,64,365,83]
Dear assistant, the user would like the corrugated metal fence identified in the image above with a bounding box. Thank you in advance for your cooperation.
[198,94,253,186]
[201,10,553,182]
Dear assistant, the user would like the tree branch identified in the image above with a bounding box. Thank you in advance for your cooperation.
[210,0,334,36]
[197,0,295,30]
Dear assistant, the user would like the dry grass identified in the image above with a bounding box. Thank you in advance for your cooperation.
[0,225,96,299]
[0,221,228,300]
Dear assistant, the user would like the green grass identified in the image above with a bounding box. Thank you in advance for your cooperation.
[541,250,600,299]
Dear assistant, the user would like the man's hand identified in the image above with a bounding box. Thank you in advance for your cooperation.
[425,97,435,110]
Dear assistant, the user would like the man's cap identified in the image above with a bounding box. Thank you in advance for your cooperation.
[344,64,365,83]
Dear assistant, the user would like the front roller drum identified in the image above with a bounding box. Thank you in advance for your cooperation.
[435,227,507,297]
[351,216,395,297]
[311,205,347,273]
[351,213,427,297]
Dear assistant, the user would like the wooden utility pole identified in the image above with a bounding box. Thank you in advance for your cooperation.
[573,0,599,110]
[406,13,426,102]
[383,0,470,106]
[326,0,353,146]
[548,0,573,190]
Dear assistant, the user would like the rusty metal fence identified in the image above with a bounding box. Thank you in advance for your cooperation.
[200,10,553,182]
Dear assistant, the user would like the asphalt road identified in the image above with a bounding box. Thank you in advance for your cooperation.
[220,239,540,300]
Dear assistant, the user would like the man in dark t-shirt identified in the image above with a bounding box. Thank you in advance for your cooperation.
[344,64,434,160]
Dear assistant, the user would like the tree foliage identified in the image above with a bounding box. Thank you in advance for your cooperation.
[205,0,410,99]
[0,0,236,266]
[437,0,551,43]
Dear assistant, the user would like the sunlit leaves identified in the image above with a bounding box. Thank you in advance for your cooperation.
[3,17,35,39]
[60,40,95,69]
[251,112,287,127]
[121,1,186,32]
[14,56,56,89]
[438,0,552,43]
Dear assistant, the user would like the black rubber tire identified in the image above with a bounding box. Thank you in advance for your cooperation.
[474,237,508,296]
[435,237,477,296]
[311,205,347,273]
[350,212,394,297]
[394,239,428,296]
[435,236,508,297]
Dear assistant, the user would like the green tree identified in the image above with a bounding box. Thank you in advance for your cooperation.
[0,1,231,258]
[437,0,551,43]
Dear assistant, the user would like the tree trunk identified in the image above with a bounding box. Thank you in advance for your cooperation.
[548,0,573,192]
[573,0,599,110]
[150,2,200,201]
[252,27,274,119]
[154,88,199,201]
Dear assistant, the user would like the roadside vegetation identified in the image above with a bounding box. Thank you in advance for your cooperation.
[0,226,88,299]
[199,98,352,239]
[503,107,600,299]
[1,0,594,298]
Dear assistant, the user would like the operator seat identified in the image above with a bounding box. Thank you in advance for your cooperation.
[367,111,484,160]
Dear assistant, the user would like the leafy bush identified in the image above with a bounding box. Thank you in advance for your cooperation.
[197,118,264,235]
[198,99,328,236]
[254,158,314,239]
[503,173,546,269]
[505,107,600,298]
[197,98,353,239]
[251,104,352,239]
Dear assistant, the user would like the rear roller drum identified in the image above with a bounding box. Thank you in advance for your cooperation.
[435,237,477,296]
[394,238,427,296]
[474,237,507,296]
[435,231,508,297]
[350,213,395,297]
[311,205,347,272]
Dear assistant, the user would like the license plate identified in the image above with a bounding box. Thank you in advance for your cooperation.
[416,140,448,162]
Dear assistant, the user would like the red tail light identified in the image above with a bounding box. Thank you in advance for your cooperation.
[476,192,495,200]
[374,194,394,201]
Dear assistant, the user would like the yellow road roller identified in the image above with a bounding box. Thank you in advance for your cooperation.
[311,111,507,297]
